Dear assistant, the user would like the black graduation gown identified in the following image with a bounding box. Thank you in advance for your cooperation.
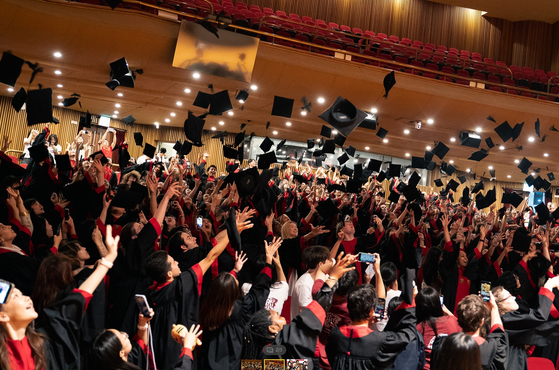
[144,264,204,370]
[326,305,417,370]
[200,266,272,370]
[128,338,194,370]
[74,268,106,352]
[108,218,161,334]
[478,325,509,370]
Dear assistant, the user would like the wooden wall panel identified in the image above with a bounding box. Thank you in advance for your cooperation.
[251,0,559,71]
[0,95,234,175]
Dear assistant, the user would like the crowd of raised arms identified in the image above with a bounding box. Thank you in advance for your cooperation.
[2,124,559,370]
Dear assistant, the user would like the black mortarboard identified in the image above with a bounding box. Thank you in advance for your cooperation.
[548,172,555,181]
[485,187,497,207]
[487,115,496,123]
[234,131,245,147]
[489,169,496,179]
[258,151,277,169]
[494,121,513,142]
[542,179,551,190]
[193,91,211,109]
[173,141,182,152]
[535,202,551,225]
[535,118,541,138]
[0,52,24,87]
[512,122,524,141]
[426,161,436,171]
[143,143,156,158]
[525,175,535,187]
[312,150,323,157]
[235,167,259,198]
[411,157,426,169]
[129,181,149,200]
[346,179,363,193]
[293,174,308,184]
[407,202,422,222]
[307,139,315,149]
[271,96,294,118]
[431,142,449,160]
[461,186,470,207]
[225,207,242,251]
[26,88,53,125]
[376,171,387,183]
[184,111,205,145]
[133,132,143,146]
[517,157,532,174]
[276,139,286,151]
[90,151,108,165]
[485,137,495,149]
[28,144,49,162]
[322,139,335,154]
[316,199,339,217]
[376,127,388,139]
[318,96,367,137]
[209,90,233,115]
[532,176,546,191]
[178,141,191,156]
[424,150,434,162]
[512,228,532,252]
[123,115,135,126]
[472,181,484,194]
[320,125,332,138]
[434,179,443,187]
[354,163,363,180]
[389,164,401,178]
[367,159,382,172]
[408,171,421,187]
[12,87,26,112]
[337,153,349,165]
[444,164,456,176]
[446,179,459,192]
[79,111,92,129]
[402,185,422,202]
[468,149,488,162]
[340,166,353,177]
[502,192,523,208]
[388,190,400,203]
[382,70,396,98]
[223,145,238,159]
[260,136,274,152]
[346,146,356,157]
[458,175,467,184]
[55,154,72,172]
[333,133,346,147]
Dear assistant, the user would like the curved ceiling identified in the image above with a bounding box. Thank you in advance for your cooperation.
[1,0,559,186]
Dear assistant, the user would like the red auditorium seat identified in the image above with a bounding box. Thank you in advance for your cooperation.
[487,75,501,84]
[394,56,408,65]
[364,31,375,37]
[513,72,525,80]
[262,7,274,15]
[521,92,534,98]
[388,35,399,43]
[441,66,455,74]
[377,32,387,40]
[424,42,435,49]
[413,40,424,47]
[457,70,470,78]
[423,45,434,52]
[340,25,351,32]
[436,45,447,51]
[449,47,459,54]
[328,42,343,49]
[352,28,363,35]
[328,22,340,30]
[423,72,437,79]
[401,38,412,44]
[489,86,503,92]
[301,16,312,22]
[507,89,518,94]
[315,19,327,25]
[527,357,554,370]
[460,50,470,57]
[472,72,486,80]
[550,86,559,94]
[487,66,499,75]
[80,0,100,4]
[447,57,459,66]
[409,60,424,68]
[547,71,557,78]
[538,96,548,101]
[456,79,469,85]
[346,46,360,53]
[425,63,439,71]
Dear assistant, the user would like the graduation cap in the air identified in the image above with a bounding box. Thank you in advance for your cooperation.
[337,153,350,165]
[90,151,108,165]
[209,90,233,115]
[340,166,353,177]
[472,181,484,194]
[223,145,239,159]
[346,146,356,157]
[446,179,459,192]
[0,52,24,87]
[12,87,26,112]
[502,192,523,208]
[26,88,54,125]
[234,131,245,147]
[318,96,367,137]
[346,179,363,194]
[494,121,513,143]
[411,157,425,169]
[320,125,332,138]
[389,164,401,179]
[512,122,524,141]
[489,169,496,179]
[184,111,205,146]
[143,143,156,158]
[431,142,449,160]
[402,185,423,203]
[271,96,294,118]
[293,174,308,184]
[517,157,532,174]
[535,118,541,138]
[468,149,488,162]
[485,137,495,149]
[458,175,467,184]
[223,207,241,251]
[79,111,92,129]
[512,228,532,253]
[312,150,323,158]
[434,179,444,187]
[367,159,382,172]
[333,133,346,147]
[55,154,72,172]
[424,150,434,163]
[28,144,50,163]
[193,91,211,109]
[321,139,335,154]
[481,186,497,209]
[408,171,421,187]
[235,167,259,198]
[258,151,277,169]
[354,163,363,181]
[173,141,182,152]
[307,139,315,149]
[62,93,80,108]
[376,171,387,183]
[133,132,143,146]
[316,199,339,218]
[276,139,286,151]
[407,202,422,222]
[532,176,551,191]
[376,127,388,139]
[106,57,135,89]
[123,115,135,126]
[525,175,535,187]
[260,136,274,152]
[441,162,456,176]
[461,186,470,207]
[548,172,555,181]
[388,190,400,204]
[535,202,552,225]
[382,70,396,98]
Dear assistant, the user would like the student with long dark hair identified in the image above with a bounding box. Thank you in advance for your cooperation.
[432,332,481,370]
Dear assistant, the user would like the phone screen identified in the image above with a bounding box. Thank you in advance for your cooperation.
[135,294,151,317]
[375,298,386,318]
[481,281,491,302]
[358,253,376,264]
[64,208,70,220]
[439,295,444,307]
[196,216,203,228]
[0,279,13,305]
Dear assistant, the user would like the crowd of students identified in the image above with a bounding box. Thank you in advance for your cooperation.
[1,124,559,370]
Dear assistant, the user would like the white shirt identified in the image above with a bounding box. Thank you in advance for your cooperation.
[22,139,33,158]
[291,272,314,319]
[371,289,402,331]
[242,281,289,315]
[136,155,149,165]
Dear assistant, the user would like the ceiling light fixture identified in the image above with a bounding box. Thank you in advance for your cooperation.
[286,122,291,126]
[211,127,216,131]
[301,111,307,116]
[176,101,182,106]
[370,108,378,114]
[53,52,62,58]
[58,102,63,106]
[332,130,338,135]
[115,103,121,108]
[112,115,117,118]
[488,166,493,169]
[165,118,170,123]
[365,146,370,150]
[170,112,176,117]
[317,97,325,104]
[514,159,520,163]
[507,175,511,178]
[57,84,63,88]
[117,93,123,97]
[528,136,535,142]
[250,84,257,90]
[544,153,549,157]
[184,88,191,93]
[7,87,14,92]
[155,122,159,129]
[404,129,410,134]
[383,139,388,143]
[475,127,482,133]
[466,168,471,173]
[192,72,201,79]
[426,146,431,150]
[219,121,224,125]
[499,146,505,150]
[57,95,63,99]
[273,131,278,135]
[450,137,456,142]
[114,111,119,114]
[427,119,434,124]
[228,111,234,116]
[449,160,454,164]
[405,153,410,157]
[54,70,62,75]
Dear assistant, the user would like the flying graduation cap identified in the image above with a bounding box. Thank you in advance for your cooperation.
[382,70,396,98]
[106,57,136,90]
[0,51,24,87]
[318,96,367,138]
[431,142,449,160]
[184,111,205,146]
[271,96,294,118]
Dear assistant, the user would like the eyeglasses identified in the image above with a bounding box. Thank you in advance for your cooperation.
[495,295,513,304]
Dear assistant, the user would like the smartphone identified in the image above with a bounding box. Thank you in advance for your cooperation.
[358,253,376,264]
[56,224,62,236]
[0,279,14,305]
[439,295,444,307]
[196,216,203,228]
[186,161,190,166]
[135,294,151,318]
[374,298,386,318]
[64,208,70,220]
[481,281,491,302]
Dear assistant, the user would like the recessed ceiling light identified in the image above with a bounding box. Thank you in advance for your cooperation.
[7,87,14,92]
[57,95,63,99]
[514,159,520,163]
[450,137,456,142]
[219,121,224,125]
[449,160,454,164]
[427,119,434,124]
[184,88,191,93]
[58,102,63,106]
[426,146,431,150]
[528,136,535,142]
[112,115,117,118]
[170,112,176,117]
[286,122,291,126]
[544,153,549,157]
[228,111,234,116]
[531,172,536,176]
[57,84,63,88]
[114,111,119,114]
[488,166,493,169]
[404,129,410,134]
[332,130,338,135]
[155,122,159,129]
[466,168,471,172]
[53,52,62,58]
[115,103,121,108]
[365,146,370,150]
[301,111,307,116]
[371,108,378,114]
[176,101,182,106]
[499,146,505,150]
[383,139,388,143]
[54,70,62,75]
[405,153,410,157]
[507,175,511,178]
[238,100,245,104]
[273,131,278,135]
[317,97,325,104]
[192,72,200,79]
[165,118,170,123]
[475,127,482,133]
[250,84,257,90]
[117,93,123,97]
[211,127,216,131]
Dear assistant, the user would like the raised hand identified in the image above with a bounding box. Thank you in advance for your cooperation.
[233,251,248,273]
[310,224,329,237]
[165,182,182,200]
[264,237,283,264]
[329,252,357,280]
[236,207,257,225]
[104,225,119,262]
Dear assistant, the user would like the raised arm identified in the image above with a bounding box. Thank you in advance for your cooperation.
[78,225,118,294]
[154,182,182,225]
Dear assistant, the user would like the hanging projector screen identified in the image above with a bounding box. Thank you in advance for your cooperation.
[172,21,259,83]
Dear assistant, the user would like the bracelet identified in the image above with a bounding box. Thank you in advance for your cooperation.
[137,323,148,330]
[327,277,338,282]
[100,258,113,269]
